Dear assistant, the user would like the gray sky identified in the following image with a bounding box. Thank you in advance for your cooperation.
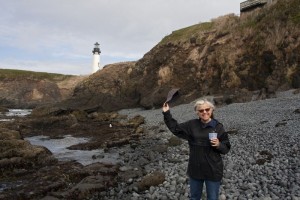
[0,0,242,75]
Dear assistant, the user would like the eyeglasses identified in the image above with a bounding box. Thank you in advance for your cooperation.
[197,108,211,113]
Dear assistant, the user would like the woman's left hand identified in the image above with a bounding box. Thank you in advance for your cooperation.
[210,138,220,148]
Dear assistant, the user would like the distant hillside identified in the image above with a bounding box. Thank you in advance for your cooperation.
[0,69,86,108]
[0,69,73,81]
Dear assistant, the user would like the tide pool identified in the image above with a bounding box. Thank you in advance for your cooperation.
[25,135,121,166]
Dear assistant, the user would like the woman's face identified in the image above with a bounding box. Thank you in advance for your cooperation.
[196,103,213,122]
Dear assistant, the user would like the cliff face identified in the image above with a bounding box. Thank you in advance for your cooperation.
[61,0,299,112]
[0,78,61,108]
[4,0,300,112]
[135,0,300,107]
[0,70,85,108]
[57,62,140,112]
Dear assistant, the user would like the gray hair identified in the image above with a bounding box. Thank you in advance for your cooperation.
[193,99,215,111]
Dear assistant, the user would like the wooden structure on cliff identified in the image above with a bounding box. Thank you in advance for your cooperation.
[240,0,273,12]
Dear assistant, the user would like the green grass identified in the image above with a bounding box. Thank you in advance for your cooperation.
[263,0,300,25]
[291,13,300,24]
[159,22,214,45]
[0,69,74,81]
[238,0,300,32]
[239,19,258,30]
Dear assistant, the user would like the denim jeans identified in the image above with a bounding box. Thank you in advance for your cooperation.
[189,177,220,200]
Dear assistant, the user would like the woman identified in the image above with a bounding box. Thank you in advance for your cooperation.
[162,99,230,200]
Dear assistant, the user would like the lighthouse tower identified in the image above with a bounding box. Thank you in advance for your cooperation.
[92,42,101,73]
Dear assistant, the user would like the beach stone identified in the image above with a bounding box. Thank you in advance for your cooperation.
[137,171,165,191]
[220,194,226,200]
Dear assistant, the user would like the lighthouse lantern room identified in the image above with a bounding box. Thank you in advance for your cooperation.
[92,42,101,73]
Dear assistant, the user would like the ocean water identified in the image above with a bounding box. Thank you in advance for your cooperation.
[25,135,121,166]
[0,109,32,121]
[5,109,32,117]
[1,109,121,166]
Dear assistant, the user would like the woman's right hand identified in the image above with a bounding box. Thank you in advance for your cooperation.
[162,103,170,112]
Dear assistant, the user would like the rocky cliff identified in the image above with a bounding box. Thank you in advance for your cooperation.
[7,0,300,113]
[0,69,85,108]
[46,0,299,114]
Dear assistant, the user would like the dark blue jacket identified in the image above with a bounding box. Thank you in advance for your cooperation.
[163,110,231,181]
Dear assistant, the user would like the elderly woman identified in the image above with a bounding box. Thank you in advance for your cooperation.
[162,99,231,200]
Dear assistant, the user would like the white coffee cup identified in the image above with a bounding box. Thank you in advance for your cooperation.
[209,132,218,140]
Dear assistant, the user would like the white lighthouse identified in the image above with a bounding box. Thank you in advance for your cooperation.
[92,42,101,73]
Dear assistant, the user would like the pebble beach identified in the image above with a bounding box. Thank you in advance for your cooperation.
[93,90,300,200]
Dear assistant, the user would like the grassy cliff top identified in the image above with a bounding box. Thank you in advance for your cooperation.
[158,0,299,46]
[0,69,75,81]
[159,22,214,45]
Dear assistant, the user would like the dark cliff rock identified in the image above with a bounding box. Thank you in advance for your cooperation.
[0,126,57,177]
[66,62,141,112]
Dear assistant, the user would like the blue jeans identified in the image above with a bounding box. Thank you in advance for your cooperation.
[189,177,220,200]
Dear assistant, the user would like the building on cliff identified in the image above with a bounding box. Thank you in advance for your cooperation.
[240,0,273,13]
[92,42,101,73]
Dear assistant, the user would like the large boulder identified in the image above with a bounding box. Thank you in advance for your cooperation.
[0,128,22,140]
[0,128,56,176]
[136,171,166,191]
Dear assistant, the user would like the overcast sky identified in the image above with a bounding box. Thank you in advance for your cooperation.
[0,0,242,75]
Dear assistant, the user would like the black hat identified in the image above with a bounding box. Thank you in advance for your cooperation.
[165,88,180,103]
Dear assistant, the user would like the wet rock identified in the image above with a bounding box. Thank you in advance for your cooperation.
[0,107,9,113]
[168,136,183,146]
[293,108,300,114]
[137,171,165,191]
[95,112,120,121]
[66,175,117,199]
[83,162,118,176]
[0,139,55,172]
[135,126,144,134]
[118,167,144,183]
[255,150,274,165]
[71,110,88,122]
[0,128,22,140]
[127,115,145,128]
[275,121,287,127]
[226,129,238,135]
[0,160,120,200]
[293,88,300,94]
[31,106,70,117]
[153,144,168,153]
[40,196,60,200]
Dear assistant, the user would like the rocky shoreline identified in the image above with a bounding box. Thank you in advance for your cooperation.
[0,90,299,200]
[103,90,300,200]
